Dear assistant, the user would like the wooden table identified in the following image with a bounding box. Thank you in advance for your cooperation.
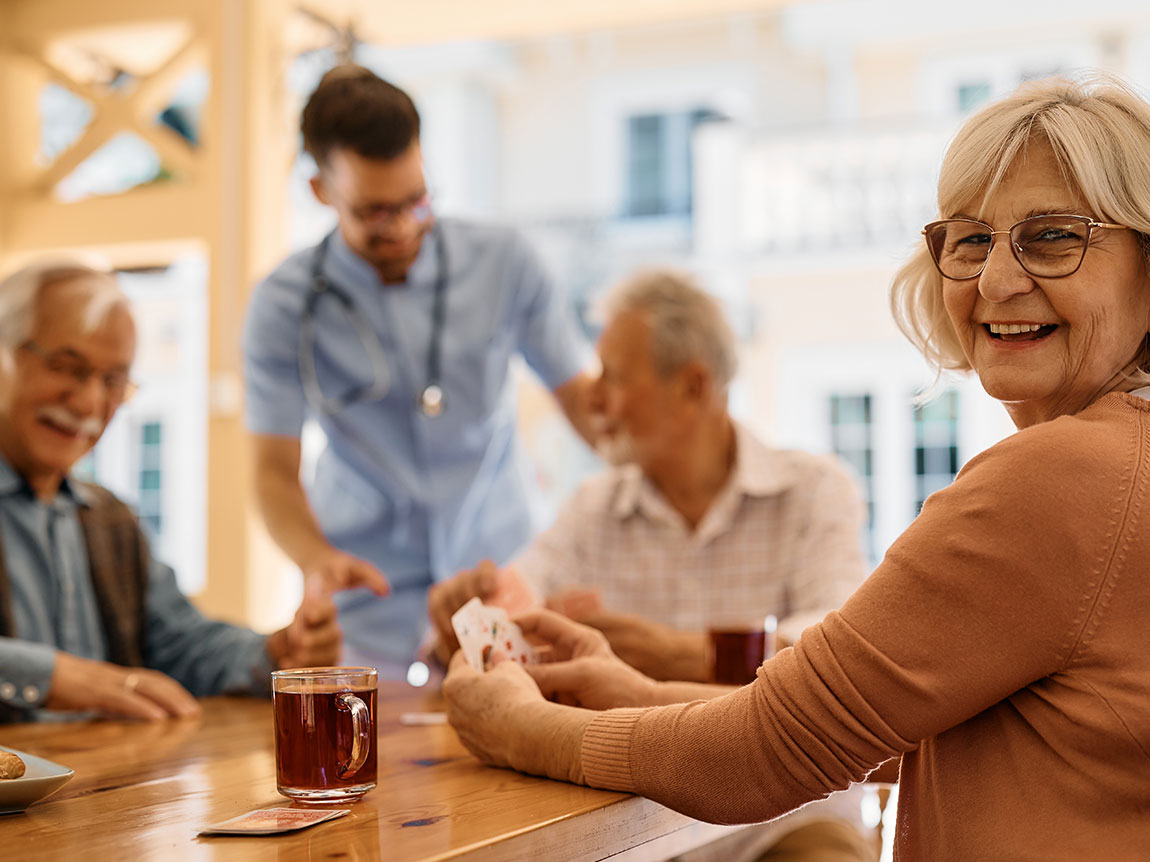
[0,682,748,861]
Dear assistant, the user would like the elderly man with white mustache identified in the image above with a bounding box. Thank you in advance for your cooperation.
[0,260,343,723]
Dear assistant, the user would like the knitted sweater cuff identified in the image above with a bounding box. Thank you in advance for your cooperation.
[580,708,646,791]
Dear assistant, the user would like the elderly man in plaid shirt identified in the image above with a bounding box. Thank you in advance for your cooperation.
[430,269,878,862]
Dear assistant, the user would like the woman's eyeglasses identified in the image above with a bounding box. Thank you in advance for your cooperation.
[922,214,1131,280]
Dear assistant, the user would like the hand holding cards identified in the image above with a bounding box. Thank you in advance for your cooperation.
[451,597,538,671]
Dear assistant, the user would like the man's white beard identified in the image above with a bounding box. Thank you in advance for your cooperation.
[595,431,638,467]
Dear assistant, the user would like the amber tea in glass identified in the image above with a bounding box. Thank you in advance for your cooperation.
[708,616,777,685]
[271,666,378,802]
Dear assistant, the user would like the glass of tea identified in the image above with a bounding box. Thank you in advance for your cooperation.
[708,615,778,685]
[271,666,378,802]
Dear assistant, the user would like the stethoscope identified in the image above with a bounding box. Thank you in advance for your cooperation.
[299,224,448,417]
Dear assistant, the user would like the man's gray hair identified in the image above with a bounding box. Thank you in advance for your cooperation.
[600,268,738,389]
[0,260,127,354]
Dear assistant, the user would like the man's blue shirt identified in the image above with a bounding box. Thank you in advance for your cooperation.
[0,455,273,720]
[242,218,589,670]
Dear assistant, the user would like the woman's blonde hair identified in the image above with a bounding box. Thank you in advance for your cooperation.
[891,73,1150,386]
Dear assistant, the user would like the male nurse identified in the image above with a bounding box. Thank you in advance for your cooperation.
[242,66,594,677]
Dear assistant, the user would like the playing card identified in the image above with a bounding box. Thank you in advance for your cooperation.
[451,597,538,671]
[451,597,489,671]
[199,807,349,836]
[478,602,538,668]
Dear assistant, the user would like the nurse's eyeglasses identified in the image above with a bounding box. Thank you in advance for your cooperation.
[348,192,433,231]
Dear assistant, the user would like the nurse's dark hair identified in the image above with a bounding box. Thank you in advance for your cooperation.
[301,65,420,167]
[891,73,1150,386]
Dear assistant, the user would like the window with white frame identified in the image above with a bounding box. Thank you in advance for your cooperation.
[912,389,960,514]
[829,393,876,561]
[777,344,1013,570]
[137,420,164,541]
[956,81,992,113]
[920,42,1094,121]
[624,107,721,218]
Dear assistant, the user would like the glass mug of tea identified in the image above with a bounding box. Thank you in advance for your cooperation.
[271,667,378,802]
[708,615,778,685]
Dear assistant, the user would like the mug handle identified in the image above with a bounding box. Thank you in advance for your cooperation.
[336,691,372,779]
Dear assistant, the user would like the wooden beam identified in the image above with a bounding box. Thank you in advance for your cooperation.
[6,184,212,251]
[195,0,295,628]
[132,119,199,179]
[0,12,45,272]
[11,41,107,107]
[130,30,207,120]
[35,113,119,192]
[12,29,206,193]
[293,0,803,46]
[8,0,207,38]
[0,3,12,270]
[127,33,206,179]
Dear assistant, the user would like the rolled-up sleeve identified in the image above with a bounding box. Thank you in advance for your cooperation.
[144,558,273,697]
[507,234,592,391]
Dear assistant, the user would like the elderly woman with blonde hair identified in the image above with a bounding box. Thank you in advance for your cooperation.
[442,74,1150,860]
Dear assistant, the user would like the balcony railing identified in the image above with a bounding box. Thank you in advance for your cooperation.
[731,122,956,255]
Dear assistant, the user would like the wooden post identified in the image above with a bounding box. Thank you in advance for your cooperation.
[0,0,293,628]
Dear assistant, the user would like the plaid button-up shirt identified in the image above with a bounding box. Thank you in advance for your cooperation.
[516,423,869,642]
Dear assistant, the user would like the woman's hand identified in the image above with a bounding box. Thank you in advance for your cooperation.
[443,651,587,783]
[516,609,661,710]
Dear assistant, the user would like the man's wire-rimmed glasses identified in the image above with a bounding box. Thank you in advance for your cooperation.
[20,341,138,403]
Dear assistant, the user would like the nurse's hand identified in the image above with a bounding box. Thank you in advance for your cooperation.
[305,548,390,597]
[266,576,343,669]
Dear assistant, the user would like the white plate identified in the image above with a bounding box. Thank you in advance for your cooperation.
[0,746,74,814]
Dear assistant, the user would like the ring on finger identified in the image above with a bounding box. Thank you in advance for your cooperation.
[123,672,143,693]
